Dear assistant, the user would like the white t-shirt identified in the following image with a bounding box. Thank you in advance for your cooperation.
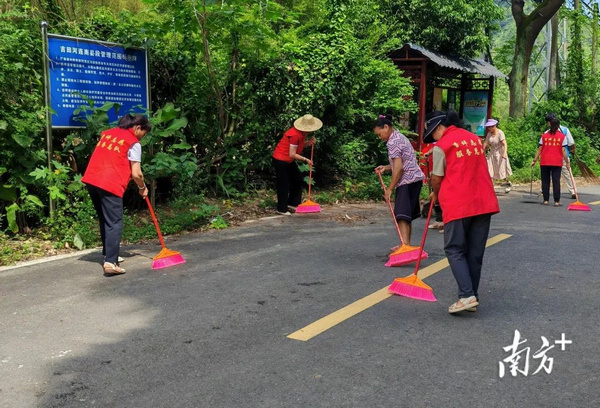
[561,126,574,147]
[432,146,446,176]
[127,143,142,162]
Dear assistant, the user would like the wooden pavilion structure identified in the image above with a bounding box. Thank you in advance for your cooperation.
[389,43,507,151]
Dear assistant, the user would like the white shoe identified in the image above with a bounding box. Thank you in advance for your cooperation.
[276,211,292,216]
[448,296,479,313]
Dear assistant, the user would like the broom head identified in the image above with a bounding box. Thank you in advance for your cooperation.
[385,245,428,267]
[568,200,591,212]
[388,274,437,302]
[575,156,599,183]
[295,199,321,213]
[152,247,186,270]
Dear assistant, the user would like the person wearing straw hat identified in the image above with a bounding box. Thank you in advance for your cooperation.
[425,110,499,314]
[272,114,323,215]
[374,115,425,247]
[483,118,512,192]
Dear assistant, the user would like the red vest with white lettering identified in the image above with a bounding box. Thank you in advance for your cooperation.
[540,131,565,167]
[82,127,139,198]
[436,126,500,224]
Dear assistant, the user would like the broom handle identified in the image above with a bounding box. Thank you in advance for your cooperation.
[566,163,579,201]
[307,143,314,199]
[376,170,406,246]
[413,195,434,276]
[530,166,534,195]
[145,197,166,249]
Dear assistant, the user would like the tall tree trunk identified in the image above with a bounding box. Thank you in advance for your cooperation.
[509,0,565,118]
[192,0,227,141]
[593,3,598,76]
[548,11,559,91]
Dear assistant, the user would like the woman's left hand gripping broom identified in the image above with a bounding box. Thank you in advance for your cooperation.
[145,197,186,269]
[375,170,427,266]
[388,197,437,301]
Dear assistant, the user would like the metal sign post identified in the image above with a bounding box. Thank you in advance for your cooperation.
[40,21,55,216]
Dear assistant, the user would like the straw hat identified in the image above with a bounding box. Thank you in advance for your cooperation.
[294,114,323,132]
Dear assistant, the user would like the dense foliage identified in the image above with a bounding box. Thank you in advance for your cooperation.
[1,0,599,256]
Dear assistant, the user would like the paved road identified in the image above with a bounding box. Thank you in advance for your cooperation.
[1,185,599,408]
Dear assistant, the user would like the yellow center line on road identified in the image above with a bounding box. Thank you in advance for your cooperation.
[286,233,512,342]
[588,200,600,205]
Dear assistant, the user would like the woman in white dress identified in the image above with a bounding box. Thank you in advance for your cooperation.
[483,118,512,189]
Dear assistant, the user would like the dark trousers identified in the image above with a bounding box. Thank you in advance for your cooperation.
[540,165,562,203]
[87,185,123,264]
[273,158,303,212]
[444,213,492,299]
[434,203,443,223]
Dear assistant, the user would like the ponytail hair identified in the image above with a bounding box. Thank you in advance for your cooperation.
[118,113,152,132]
[545,113,560,135]
[374,114,393,128]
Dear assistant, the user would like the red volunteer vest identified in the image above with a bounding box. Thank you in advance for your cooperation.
[540,131,565,167]
[82,127,140,198]
[272,127,306,163]
[436,126,500,224]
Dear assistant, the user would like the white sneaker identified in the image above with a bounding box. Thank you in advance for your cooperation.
[276,211,292,216]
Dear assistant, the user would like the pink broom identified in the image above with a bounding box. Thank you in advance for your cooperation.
[296,144,321,213]
[566,166,591,211]
[376,170,427,266]
[145,197,186,269]
[388,198,437,301]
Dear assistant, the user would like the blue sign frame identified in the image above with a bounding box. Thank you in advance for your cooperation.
[47,34,149,128]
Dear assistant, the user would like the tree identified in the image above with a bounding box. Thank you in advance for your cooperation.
[378,0,503,57]
[509,0,564,117]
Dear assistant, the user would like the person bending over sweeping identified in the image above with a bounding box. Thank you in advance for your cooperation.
[82,114,151,276]
[374,115,425,247]
[425,110,499,314]
[272,114,323,215]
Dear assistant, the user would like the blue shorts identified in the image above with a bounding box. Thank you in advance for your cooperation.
[394,181,423,222]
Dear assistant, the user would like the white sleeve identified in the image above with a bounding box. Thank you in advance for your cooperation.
[565,128,575,146]
[432,146,446,176]
[127,143,142,162]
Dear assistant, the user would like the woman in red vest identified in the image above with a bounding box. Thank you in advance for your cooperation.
[272,114,322,215]
[531,115,569,206]
[82,114,152,276]
[425,110,500,314]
